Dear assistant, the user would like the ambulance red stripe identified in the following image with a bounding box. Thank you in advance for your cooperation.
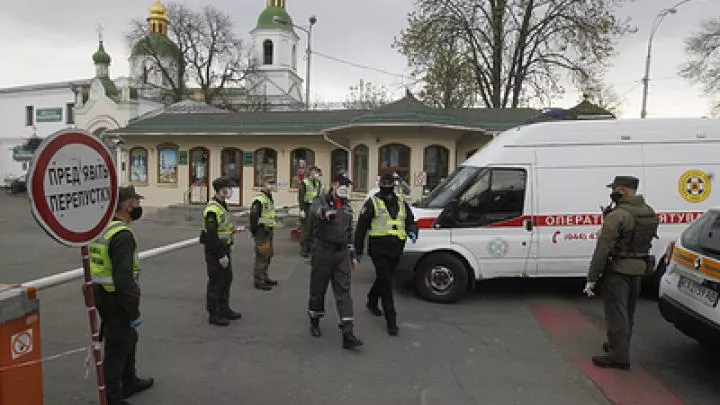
[417,212,705,229]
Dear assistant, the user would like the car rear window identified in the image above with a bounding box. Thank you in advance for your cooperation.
[682,210,720,260]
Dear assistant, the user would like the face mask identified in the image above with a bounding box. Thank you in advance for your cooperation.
[130,206,143,221]
[336,185,350,199]
[379,186,394,196]
[610,191,622,202]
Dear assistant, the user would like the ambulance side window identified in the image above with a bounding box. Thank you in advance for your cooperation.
[457,168,526,227]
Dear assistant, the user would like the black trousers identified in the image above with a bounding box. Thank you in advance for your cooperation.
[96,295,138,403]
[368,253,400,318]
[308,241,354,330]
[603,271,641,363]
[205,250,233,315]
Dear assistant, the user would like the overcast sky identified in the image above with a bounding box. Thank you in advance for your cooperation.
[1,0,718,118]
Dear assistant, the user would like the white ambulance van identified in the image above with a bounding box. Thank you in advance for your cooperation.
[400,118,720,303]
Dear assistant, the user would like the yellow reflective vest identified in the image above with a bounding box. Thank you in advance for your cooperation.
[369,196,407,240]
[89,220,140,293]
[253,193,277,228]
[302,178,325,204]
[203,200,234,246]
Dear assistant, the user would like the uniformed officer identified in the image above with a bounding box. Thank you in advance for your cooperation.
[298,165,325,257]
[307,172,364,349]
[90,186,153,405]
[584,176,659,370]
[354,173,418,336]
[200,177,242,326]
[250,179,279,290]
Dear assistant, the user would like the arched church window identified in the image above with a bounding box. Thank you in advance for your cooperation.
[263,40,274,65]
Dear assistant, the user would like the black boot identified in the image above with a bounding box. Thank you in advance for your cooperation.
[309,317,322,337]
[366,299,382,317]
[265,278,279,286]
[209,313,230,326]
[220,308,242,320]
[386,314,399,337]
[340,322,364,349]
[122,377,154,399]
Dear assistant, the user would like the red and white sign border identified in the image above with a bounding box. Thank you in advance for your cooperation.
[27,128,118,247]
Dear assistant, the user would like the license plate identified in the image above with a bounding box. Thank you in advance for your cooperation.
[678,276,720,307]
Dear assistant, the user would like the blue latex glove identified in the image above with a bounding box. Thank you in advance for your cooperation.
[130,317,143,328]
[409,232,418,244]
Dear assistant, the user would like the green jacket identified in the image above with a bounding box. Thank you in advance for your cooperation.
[587,195,656,282]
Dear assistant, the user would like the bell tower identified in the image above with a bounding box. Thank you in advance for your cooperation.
[247,0,304,110]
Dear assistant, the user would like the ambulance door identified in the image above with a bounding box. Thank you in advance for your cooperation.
[450,166,536,278]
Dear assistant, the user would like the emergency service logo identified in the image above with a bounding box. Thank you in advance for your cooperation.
[678,169,711,203]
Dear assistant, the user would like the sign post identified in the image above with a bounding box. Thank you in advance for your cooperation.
[27,128,118,405]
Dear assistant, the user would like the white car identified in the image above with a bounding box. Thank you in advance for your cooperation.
[659,207,720,349]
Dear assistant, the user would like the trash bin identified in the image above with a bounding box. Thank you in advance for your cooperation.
[0,284,43,405]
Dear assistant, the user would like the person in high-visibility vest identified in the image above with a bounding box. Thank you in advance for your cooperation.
[250,179,279,290]
[90,185,154,405]
[354,174,418,336]
[393,171,411,202]
[298,165,325,257]
[200,177,243,326]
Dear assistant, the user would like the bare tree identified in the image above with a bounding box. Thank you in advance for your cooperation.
[126,2,256,105]
[395,0,633,109]
[343,79,391,109]
[679,17,720,114]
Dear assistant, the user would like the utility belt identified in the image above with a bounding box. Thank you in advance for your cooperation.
[316,239,347,251]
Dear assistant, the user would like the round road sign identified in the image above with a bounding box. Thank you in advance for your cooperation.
[27,129,118,247]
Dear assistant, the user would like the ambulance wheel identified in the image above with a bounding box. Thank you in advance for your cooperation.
[415,253,469,304]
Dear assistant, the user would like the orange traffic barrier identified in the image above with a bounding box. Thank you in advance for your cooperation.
[0,284,43,405]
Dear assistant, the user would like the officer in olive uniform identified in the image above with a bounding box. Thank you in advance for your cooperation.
[307,172,364,349]
[90,186,153,405]
[250,179,279,290]
[299,165,325,257]
[354,173,418,336]
[200,177,242,326]
[584,176,659,370]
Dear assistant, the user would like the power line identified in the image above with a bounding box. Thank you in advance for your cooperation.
[311,50,407,79]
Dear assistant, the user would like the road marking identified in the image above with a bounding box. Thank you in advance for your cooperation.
[531,303,684,405]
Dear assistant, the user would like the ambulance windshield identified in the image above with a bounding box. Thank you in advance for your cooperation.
[415,166,484,209]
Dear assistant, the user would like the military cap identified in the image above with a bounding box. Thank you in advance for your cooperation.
[118,185,143,204]
[606,175,639,190]
[212,176,236,192]
[379,173,395,186]
[333,172,352,186]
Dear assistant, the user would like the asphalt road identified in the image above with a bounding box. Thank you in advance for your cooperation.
[0,192,718,405]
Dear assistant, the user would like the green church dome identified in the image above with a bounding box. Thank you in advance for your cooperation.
[131,33,181,59]
[256,6,294,31]
[92,41,111,65]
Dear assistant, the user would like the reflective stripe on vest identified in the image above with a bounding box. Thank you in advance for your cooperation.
[368,196,407,240]
[303,178,323,203]
[203,200,234,245]
[253,193,277,228]
[89,220,140,292]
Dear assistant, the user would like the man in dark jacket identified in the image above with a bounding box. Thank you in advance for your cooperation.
[90,186,153,405]
[200,177,242,326]
[584,176,659,370]
[354,173,418,336]
[307,172,364,349]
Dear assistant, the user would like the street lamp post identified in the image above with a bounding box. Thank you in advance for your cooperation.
[274,15,318,111]
[640,0,697,118]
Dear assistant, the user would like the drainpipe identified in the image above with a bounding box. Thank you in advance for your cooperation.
[322,131,351,180]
